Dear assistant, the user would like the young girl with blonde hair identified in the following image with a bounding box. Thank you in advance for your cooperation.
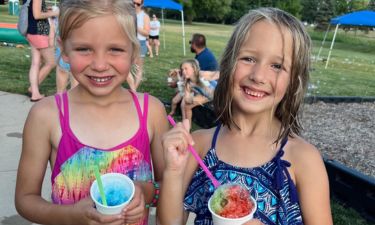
[15,1,168,224]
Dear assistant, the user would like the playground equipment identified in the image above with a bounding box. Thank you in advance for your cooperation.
[0,23,27,44]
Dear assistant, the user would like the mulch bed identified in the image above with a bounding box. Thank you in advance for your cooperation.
[301,101,375,178]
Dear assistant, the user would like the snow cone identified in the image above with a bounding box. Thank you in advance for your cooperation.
[90,173,135,215]
[208,184,257,225]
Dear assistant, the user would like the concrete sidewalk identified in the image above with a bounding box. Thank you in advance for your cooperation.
[0,91,194,225]
[0,91,51,225]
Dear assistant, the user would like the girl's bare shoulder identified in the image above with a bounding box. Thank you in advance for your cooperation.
[286,135,321,160]
[191,127,216,156]
[27,96,59,122]
[286,135,325,174]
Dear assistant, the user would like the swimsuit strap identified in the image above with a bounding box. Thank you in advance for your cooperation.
[128,90,149,130]
[210,124,221,150]
[274,137,299,203]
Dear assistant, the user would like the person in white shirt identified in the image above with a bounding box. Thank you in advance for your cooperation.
[149,14,161,57]
[127,0,150,91]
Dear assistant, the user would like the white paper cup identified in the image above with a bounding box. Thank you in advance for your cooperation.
[208,194,257,225]
[51,5,59,11]
[90,173,135,215]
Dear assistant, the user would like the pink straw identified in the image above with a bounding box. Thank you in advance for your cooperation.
[167,116,220,188]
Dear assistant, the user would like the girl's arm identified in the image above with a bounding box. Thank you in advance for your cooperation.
[292,139,333,225]
[158,124,212,225]
[199,71,220,81]
[148,95,169,185]
[15,99,123,225]
[32,0,59,20]
[137,13,150,37]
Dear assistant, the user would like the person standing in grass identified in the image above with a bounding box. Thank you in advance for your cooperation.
[15,0,168,224]
[26,0,59,101]
[127,0,150,91]
[159,7,333,225]
[148,14,161,57]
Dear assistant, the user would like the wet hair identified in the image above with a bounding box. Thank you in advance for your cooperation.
[213,7,311,144]
[59,0,139,61]
[191,33,206,49]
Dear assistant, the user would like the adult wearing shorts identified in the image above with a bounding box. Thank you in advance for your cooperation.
[149,14,160,57]
[26,0,59,101]
[127,0,150,91]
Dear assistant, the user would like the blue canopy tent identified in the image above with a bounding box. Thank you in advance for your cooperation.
[144,0,186,55]
[317,10,375,68]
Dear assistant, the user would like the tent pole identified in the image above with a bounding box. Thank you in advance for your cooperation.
[162,9,165,49]
[181,10,186,56]
[316,24,330,62]
[325,24,339,69]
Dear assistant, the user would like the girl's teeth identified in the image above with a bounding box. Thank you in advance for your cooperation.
[245,88,265,97]
[91,77,111,82]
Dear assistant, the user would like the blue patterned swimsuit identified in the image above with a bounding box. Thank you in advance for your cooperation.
[184,125,304,225]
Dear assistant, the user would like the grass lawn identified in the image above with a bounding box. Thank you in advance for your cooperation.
[0,5,374,225]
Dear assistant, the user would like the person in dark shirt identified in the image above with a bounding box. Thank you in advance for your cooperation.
[190,33,218,71]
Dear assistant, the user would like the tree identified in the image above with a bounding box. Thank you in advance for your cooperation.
[369,0,375,10]
[193,0,232,23]
[301,0,319,23]
[315,0,335,31]
[276,0,302,18]
[224,0,258,24]
[177,0,195,24]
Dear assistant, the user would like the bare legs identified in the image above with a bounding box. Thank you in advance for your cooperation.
[169,93,182,116]
[38,47,56,84]
[29,46,43,100]
[152,39,160,56]
[28,45,56,100]
[181,95,209,126]
[146,39,153,58]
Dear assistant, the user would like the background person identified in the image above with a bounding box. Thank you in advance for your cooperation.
[52,12,78,93]
[127,0,150,91]
[178,59,218,126]
[149,14,161,57]
[189,33,218,71]
[55,46,78,93]
[26,0,59,101]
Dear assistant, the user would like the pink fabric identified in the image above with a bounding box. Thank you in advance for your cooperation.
[51,91,151,225]
[52,90,150,183]
[26,34,49,49]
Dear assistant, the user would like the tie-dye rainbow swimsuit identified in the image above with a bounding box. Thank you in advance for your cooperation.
[52,91,152,224]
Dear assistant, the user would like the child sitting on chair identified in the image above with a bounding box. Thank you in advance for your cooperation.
[169,59,219,126]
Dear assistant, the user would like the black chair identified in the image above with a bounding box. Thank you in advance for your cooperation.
[192,102,217,128]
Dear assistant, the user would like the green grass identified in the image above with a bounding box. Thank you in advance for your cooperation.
[0,5,374,224]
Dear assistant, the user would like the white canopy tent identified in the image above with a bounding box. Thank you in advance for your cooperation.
[144,0,186,56]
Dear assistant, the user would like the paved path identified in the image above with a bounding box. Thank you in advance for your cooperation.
[0,91,194,225]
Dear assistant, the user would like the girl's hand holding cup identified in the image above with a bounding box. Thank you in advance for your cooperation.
[121,182,147,224]
[72,197,124,224]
